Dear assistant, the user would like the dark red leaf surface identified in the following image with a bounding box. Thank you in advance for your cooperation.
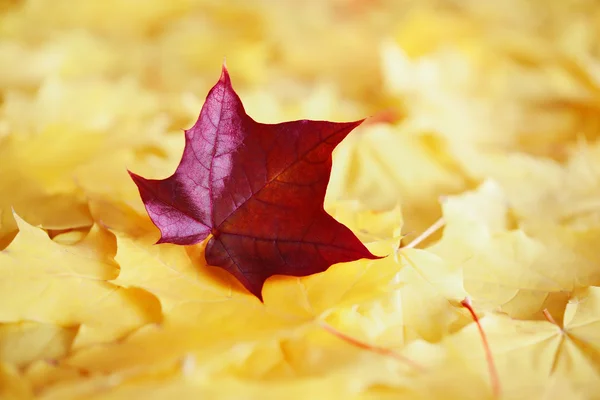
[129,66,379,300]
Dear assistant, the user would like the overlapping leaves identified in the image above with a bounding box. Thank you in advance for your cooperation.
[2,0,600,399]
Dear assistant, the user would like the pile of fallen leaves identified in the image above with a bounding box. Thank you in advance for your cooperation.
[2,1,600,399]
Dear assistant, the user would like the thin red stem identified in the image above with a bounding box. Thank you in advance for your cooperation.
[461,297,501,398]
[319,321,424,371]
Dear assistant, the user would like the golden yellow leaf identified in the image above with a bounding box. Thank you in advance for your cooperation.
[0,322,77,368]
[325,201,403,255]
[328,123,466,243]
[0,213,161,349]
[440,287,600,398]
[0,127,93,244]
[113,232,248,311]
[458,140,600,229]
[431,181,600,319]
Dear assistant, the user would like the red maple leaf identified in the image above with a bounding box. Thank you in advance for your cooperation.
[129,65,378,300]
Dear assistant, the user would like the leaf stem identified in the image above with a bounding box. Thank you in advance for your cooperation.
[402,217,445,249]
[460,297,501,398]
[542,308,558,326]
[318,321,424,371]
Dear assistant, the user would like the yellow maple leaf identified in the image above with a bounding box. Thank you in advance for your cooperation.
[431,181,600,319]
[458,140,600,230]
[439,287,600,398]
[0,214,160,349]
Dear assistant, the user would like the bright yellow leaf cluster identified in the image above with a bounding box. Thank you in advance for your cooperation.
[2,1,600,399]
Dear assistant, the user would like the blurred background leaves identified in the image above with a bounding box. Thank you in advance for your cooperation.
[2,0,600,398]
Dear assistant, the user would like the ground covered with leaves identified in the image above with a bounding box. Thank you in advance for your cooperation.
[1,1,600,399]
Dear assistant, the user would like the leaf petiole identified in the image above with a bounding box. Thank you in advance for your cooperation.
[318,320,424,371]
[461,297,501,398]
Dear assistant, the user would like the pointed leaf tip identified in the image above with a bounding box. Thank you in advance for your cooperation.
[127,169,142,182]
[219,62,231,85]
[352,118,366,129]
[10,209,40,237]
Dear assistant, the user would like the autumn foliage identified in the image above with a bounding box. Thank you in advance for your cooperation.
[2,1,600,399]
[130,66,378,300]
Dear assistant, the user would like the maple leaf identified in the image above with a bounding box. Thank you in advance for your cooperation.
[0,213,161,349]
[436,287,600,398]
[129,65,378,299]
